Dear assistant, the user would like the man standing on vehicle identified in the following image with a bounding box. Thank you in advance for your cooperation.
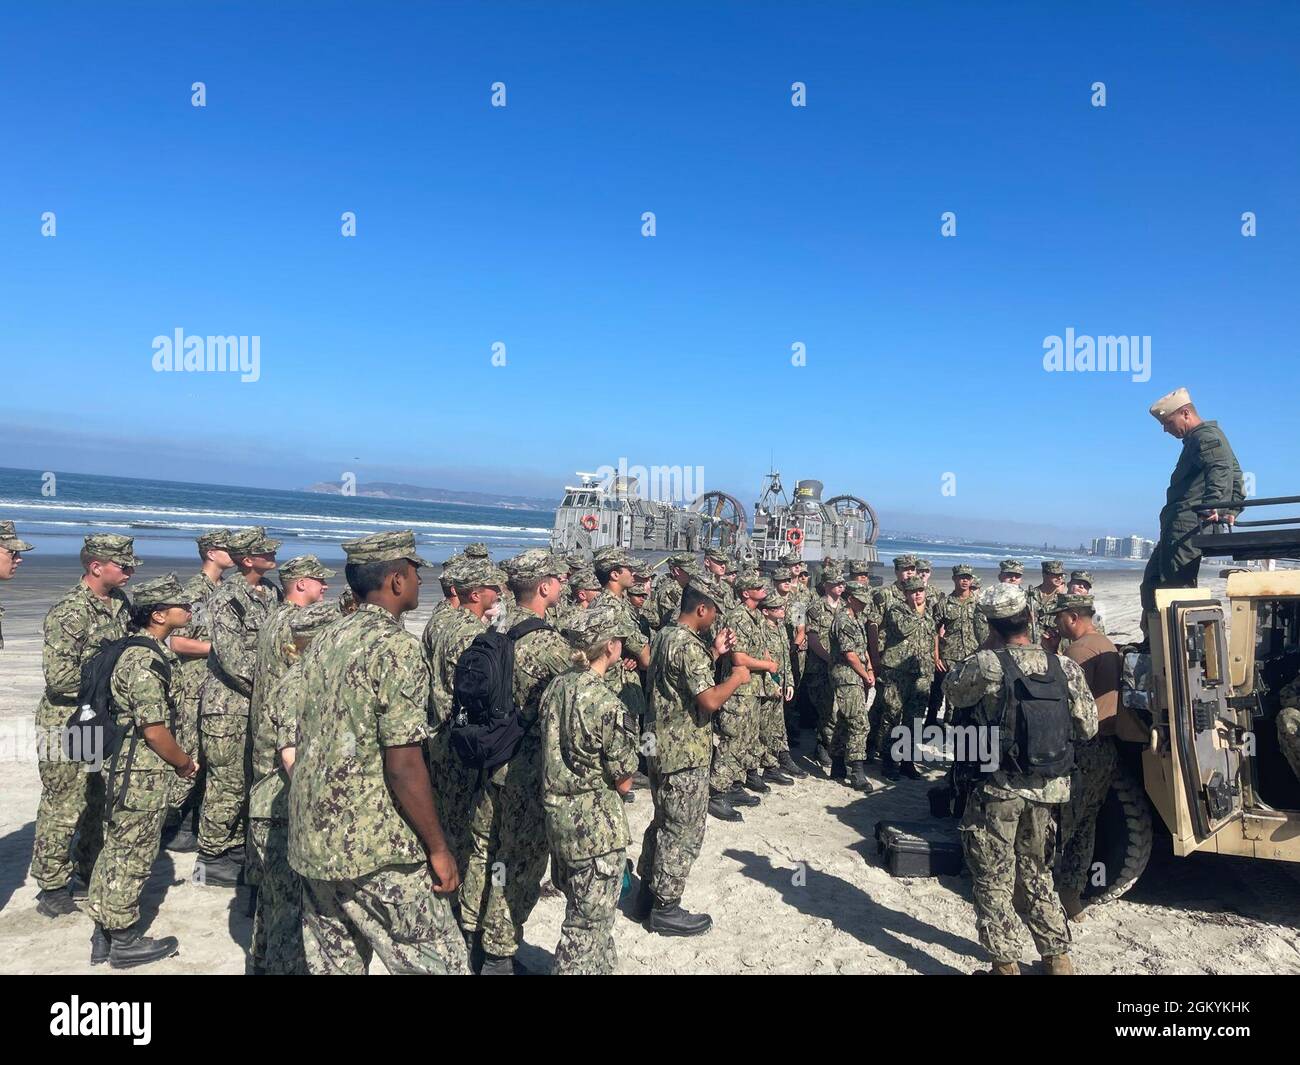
[1141,388,1243,624]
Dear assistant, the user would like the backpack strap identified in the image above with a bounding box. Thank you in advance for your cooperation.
[507,617,551,642]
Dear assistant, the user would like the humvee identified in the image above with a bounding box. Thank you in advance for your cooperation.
[1089,495,1300,902]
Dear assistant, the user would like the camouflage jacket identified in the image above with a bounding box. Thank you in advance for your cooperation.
[38,581,131,728]
[804,596,840,676]
[872,584,908,652]
[646,623,717,774]
[721,603,765,699]
[171,571,219,707]
[541,667,640,861]
[942,644,1097,803]
[649,578,683,631]
[762,617,792,700]
[595,590,647,697]
[425,607,487,730]
[936,592,987,667]
[880,601,937,676]
[202,578,281,716]
[108,637,182,774]
[830,607,869,687]
[1025,585,1062,644]
[249,661,304,821]
[502,605,571,729]
[289,603,433,881]
[248,602,310,801]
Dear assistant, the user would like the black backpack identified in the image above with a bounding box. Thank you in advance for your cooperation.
[993,649,1074,778]
[449,617,551,772]
[64,635,174,816]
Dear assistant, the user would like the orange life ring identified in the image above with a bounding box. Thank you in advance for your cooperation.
[786,527,804,547]
[580,514,598,532]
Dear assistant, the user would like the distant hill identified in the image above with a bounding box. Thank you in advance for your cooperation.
[305,481,553,511]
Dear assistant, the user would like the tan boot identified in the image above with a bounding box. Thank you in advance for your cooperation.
[991,960,1021,975]
[1059,890,1086,921]
[1043,954,1074,975]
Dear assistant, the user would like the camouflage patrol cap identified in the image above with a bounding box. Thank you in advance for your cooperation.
[568,569,601,592]
[503,548,566,582]
[892,554,918,571]
[771,565,794,582]
[684,575,720,606]
[564,550,586,571]
[129,573,186,608]
[1041,560,1065,576]
[227,526,282,557]
[971,575,982,589]
[337,588,357,613]
[1069,570,1094,588]
[455,560,507,589]
[734,572,767,593]
[915,558,933,573]
[341,530,431,567]
[998,559,1025,576]
[817,567,845,588]
[762,591,788,610]
[289,600,340,634]
[951,564,974,578]
[844,581,873,604]
[900,575,926,592]
[779,548,802,566]
[592,546,638,571]
[279,554,337,583]
[666,551,695,570]
[847,560,872,577]
[1047,592,1094,615]
[627,583,650,599]
[703,548,730,565]
[979,583,1027,619]
[84,534,142,568]
[464,542,490,560]
[562,602,636,647]
[196,528,232,553]
[0,521,33,553]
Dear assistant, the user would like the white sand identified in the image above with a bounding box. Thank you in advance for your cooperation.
[1,558,1297,974]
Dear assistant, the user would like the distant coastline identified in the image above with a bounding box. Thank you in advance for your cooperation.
[305,480,552,511]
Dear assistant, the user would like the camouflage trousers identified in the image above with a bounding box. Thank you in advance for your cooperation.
[1278,706,1300,784]
[197,714,248,859]
[86,769,168,931]
[168,680,202,810]
[248,818,306,974]
[638,763,709,904]
[551,848,624,975]
[959,785,1070,964]
[31,707,105,891]
[710,693,758,791]
[831,681,870,762]
[871,670,932,761]
[459,732,549,958]
[302,861,469,975]
[1056,736,1118,899]
[428,728,477,878]
[806,670,836,752]
[757,696,789,768]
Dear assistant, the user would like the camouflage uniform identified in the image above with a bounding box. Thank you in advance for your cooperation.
[198,574,281,859]
[31,566,134,891]
[943,615,1098,966]
[829,599,872,761]
[541,659,639,974]
[936,592,987,669]
[0,521,35,650]
[1055,734,1118,900]
[758,608,793,768]
[460,597,570,959]
[1278,678,1300,784]
[595,588,648,723]
[650,574,685,631]
[289,561,468,975]
[639,622,716,904]
[709,598,765,792]
[873,595,937,762]
[168,570,218,811]
[87,632,181,930]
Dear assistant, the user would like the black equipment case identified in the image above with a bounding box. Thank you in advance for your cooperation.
[874,820,965,878]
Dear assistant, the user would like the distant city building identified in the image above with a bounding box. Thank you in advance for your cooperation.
[1092,534,1154,559]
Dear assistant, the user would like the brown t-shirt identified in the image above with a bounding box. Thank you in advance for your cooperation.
[1065,631,1122,736]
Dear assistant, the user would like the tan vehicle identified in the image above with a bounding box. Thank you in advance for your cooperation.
[1090,496,1300,901]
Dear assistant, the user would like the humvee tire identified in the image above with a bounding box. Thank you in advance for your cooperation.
[1082,771,1153,903]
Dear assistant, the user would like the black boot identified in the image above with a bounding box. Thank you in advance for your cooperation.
[743,769,771,794]
[631,879,655,920]
[814,742,832,769]
[762,765,794,785]
[882,753,901,781]
[726,784,759,807]
[35,887,79,918]
[193,852,242,887]
[163,821,198,853]
[777,750,809,778]
[649,900,713,937]
[90,923,110,966]
[900,761,924,780]
[830,755,847,781]
[245,884,260,919]
[108,924,179,969]
[849,760,874,793]
[479,952,519,975]
[463,929,486,973]
[708,792,743,822]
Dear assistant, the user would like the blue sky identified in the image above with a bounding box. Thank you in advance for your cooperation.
[1,1,1296,542]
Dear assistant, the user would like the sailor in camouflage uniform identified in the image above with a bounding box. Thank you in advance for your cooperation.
[422,558,505,875]
[756,589,799,783]
[163,529,233,851]
[87,574,199,968]
[873,575,936,779]
[289,530,468,975]
[592,547,651,726]
[636,577,748,933]
[944,584,1097,975]
[929,564,987,726]
[1026,561,1065,646]
[542,604,641,973]
[649,552,695,631]
[31,534,138,917]
[914,559,944,616]
[830,582,878,790]
[560,568,602,626]
[460,549,571,974]
[195,527,282,885]
[807,567,845,768]
[0,520,33,651]
[1057,571,1107,652]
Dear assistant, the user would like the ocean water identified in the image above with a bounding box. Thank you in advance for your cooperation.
[0,466,1143,572]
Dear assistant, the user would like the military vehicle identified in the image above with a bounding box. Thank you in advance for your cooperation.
[746,472,879,572]
[1089,494,1300,903]
[550,472,710,555]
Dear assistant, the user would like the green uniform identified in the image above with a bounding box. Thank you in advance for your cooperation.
[709,603,765,792]
[169,571,218,811]
[758,615,793,767]
[872,601,937,761]
[829,607,871,761]
[805,597,839,752]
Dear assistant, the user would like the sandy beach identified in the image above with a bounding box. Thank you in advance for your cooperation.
[2,555,1297,975]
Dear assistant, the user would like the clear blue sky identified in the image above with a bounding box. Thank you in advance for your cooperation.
[2,1,1296,542]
